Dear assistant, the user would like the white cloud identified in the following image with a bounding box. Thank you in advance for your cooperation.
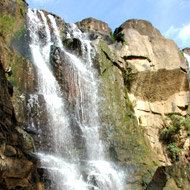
[164,23,190,48]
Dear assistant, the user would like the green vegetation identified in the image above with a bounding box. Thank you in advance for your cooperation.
[160,112,190,162]
[13,0,24,5]
[184,118,190,136]
[110,32,126,45]
[110,32,116,43]
[0,15,16,36]
[167,143,183,161]
[123,64,137,90]
[0,0,26,43]
[180,50,185,58]
[95,39,159,171]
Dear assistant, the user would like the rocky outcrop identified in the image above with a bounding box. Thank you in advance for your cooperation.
[146,164,190,190]
[0,0,42,189]
[76,17,112,42]
[48,17,190,189]
[110,19,189,165]
[0,59,41,190]
[0,0,28,43]
[76,17,112,35]
[91,37,160,190]
[115,19,162,37]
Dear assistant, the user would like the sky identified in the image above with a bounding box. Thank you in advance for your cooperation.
[26,0,190,49]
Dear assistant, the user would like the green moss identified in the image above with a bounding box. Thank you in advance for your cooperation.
[16,126,35,152]
[180,50,185,58]
[94,39,159,167]
[0,15,16,36]
[13,0,24,6]
[0,0,26,43]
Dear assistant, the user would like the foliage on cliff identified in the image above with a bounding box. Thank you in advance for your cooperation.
[160,113,190,162]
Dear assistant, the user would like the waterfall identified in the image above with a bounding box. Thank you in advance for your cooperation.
[27,8,125,190]
[184,53,190,78]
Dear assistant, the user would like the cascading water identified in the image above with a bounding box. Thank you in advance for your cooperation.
[27,8,125,190]
[184,53,190,78]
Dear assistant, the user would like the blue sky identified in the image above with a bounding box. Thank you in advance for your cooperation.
[27,0,190,49]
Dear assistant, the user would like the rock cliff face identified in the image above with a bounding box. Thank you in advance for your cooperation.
[1,1,190,190]
[0,0,42,189]
[112,19,189,165]
[75,17,190,189]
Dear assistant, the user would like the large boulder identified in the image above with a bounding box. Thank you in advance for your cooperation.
[115,19,162,37]
[76,17,112,41]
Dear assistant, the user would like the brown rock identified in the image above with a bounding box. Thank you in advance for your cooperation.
[146,164,190,190]
[146,167,167,190]
[115,19,162,37]
[4,145,17,157]
[16,127,35,153]
[5,178,29,190]
[76,17,112,36]
[3,158,32,178]
[111,18,189,165]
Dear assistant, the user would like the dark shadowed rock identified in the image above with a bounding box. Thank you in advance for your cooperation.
[0,59,41,190]
[146,167,167,190]
[146,164,190,190]
[63,38,82,56]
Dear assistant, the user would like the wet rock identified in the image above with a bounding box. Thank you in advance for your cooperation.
[0,58,40,189]
[63,38,82,56]
[7,80,13,96]
[4,145,17,157]
[16,126,35,153]
[0,0,41,184]
[76,17,112,43]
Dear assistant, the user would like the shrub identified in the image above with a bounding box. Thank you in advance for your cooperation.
[110,32,126,45]
[167,143,183,161]
[159,113,190,162]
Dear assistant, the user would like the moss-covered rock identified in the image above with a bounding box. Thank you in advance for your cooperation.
[146,164,190,190]
[0,1,42,189]
[0,0,27,43]
[93,38,160,188]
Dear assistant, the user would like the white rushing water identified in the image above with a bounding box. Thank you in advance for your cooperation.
[27,9,125,190]
[184,53,190,78]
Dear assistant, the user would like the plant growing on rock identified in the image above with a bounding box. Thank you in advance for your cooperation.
[110,32,126,45]
[159,112,190,162]
[167,143,183,161]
